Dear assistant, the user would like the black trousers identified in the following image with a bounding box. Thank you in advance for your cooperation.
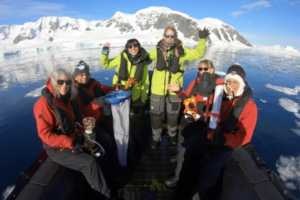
[176,132,234,200]
[49,149,111,198]
[176,119,205,177]
[94,123,122,177]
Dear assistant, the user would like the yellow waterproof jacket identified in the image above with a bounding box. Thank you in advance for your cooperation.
[149,39,206,100]
[100,49,150,105]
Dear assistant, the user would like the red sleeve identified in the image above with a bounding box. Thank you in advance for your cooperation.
[224,100,258,148]
[96,82,116,94]
[76,96,101,121]
[34,97,73,149]
[177,80,196,100]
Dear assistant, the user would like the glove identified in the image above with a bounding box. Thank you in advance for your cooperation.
[72,140,83,154]
[94,96,110,107]
[102,47,109,55]
[199,28,210,39]
[206,131,226,146]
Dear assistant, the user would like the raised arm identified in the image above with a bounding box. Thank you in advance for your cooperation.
[182,27,210,61]
[100,42,120,69]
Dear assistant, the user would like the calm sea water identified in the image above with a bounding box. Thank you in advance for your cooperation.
[1,45,300,199]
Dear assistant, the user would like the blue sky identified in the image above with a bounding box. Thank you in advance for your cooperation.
[1,0,300,49]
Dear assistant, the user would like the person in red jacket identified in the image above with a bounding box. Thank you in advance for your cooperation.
[165,59,222,187]
[73,60,122,176]
[33,69,121,200]
[173,64,258,200]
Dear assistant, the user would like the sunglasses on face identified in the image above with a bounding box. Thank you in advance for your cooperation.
[198,67,209,72]
[128,44,139,49]
[164,34,176,38]
[58,80,72,85]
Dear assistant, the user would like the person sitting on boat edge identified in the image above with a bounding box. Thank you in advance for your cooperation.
[33,69,122,200]
[174,64,258,200]
[148,26,210,150]
[74,60,122,177]
[165,59,223,187]
[100,39,151,157]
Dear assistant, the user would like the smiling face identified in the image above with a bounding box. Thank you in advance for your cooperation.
[127,42,140,56]
[75,73,90,84]
[226,78,240,96]
[58,77,70,96]
[164,29,176,43]
[198,62,214,76]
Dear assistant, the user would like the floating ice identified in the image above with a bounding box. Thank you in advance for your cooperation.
[278,98,300,113]
[276,155,300,190]
[105,77,109,80]
[24,86,45,98]
[2,185,14,200]
[215,71,226,76]
[291,129,300,136]
[265,84,300,95]
[295,120,300,127]
[260,99,267,103]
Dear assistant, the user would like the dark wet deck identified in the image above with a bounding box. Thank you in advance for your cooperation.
[118,113,177,200]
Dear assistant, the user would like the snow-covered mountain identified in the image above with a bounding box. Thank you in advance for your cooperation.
[0,7,252,53]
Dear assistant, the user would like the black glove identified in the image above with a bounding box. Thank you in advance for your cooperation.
[199,28,210,39]
[206,132,226,146]
[94,96,110,107]
[72,140,83,154]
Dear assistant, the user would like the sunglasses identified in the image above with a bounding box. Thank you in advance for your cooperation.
[128,44,139,49]
[198,67,209,72]
[164,34,176,38]
[58,80,72,85]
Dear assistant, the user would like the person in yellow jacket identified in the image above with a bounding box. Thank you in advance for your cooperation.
[100,39,151,147]
[149,26,210,149]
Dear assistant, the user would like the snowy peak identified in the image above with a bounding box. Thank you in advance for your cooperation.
[0,6,253,50]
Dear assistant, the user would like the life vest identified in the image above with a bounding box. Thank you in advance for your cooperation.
[218,83,253,133]
[183,73,221,120]
[41,87,82,135]
[77,78,104,106]
[156,40,185,74]
[118,47,151,84]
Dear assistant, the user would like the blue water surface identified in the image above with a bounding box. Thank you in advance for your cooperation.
[0,45,300,199]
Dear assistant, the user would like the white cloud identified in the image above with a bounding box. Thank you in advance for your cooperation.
[241,1,271,10]
[290,1,300,5]
[230,11,245,17]
[0,0,69,21]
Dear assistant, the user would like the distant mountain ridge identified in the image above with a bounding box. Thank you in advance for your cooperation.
[0,7,253,51]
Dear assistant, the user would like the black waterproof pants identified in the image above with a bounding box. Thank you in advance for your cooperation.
[175,117,198,177]
[94,124,122,179]
[49,149,111,198]
[176,132,234,200]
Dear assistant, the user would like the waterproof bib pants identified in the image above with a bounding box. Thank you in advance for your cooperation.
[150,94,181,141]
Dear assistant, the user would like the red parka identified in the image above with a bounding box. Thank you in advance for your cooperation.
[34,78,80,152]
[75,79,116,121]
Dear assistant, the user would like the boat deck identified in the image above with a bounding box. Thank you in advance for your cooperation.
[118,113,177,200]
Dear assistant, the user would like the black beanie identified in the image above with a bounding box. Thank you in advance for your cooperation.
[226,64,246,82]
[74,60,90,78]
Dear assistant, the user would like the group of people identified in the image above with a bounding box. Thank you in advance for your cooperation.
[33,25,258,200]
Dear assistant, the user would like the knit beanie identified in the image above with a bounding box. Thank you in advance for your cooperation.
[224,64,246,97]
[74,60,90,78]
